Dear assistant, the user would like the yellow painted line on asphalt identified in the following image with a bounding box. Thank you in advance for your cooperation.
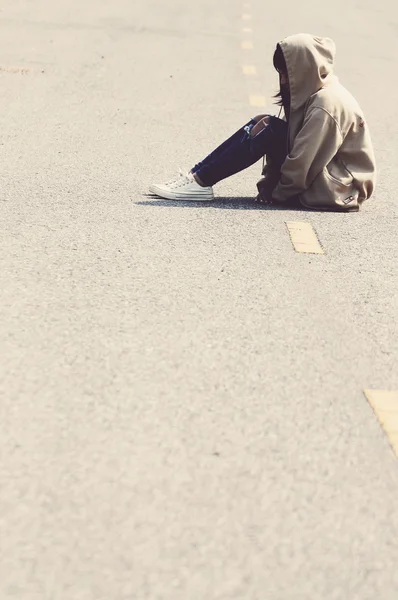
[249,95,266,107]
[242,65,257,75]
[390,434,398,455]
[364,390,398,456]
[242,14,252,20]
[242,27,252,33]
[241,41,254,50]
[285,221,324,254]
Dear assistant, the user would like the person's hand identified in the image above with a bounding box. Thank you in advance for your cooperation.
[251,116,270,138]
[252,114,268,123]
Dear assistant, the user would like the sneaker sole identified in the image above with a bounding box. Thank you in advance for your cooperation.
[149,186,214,202]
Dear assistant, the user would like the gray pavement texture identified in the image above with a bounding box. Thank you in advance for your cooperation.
[1,0,398,598]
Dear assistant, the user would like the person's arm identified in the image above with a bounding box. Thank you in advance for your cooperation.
[272,107,343,202]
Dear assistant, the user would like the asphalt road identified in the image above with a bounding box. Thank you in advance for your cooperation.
[1,0,398,598]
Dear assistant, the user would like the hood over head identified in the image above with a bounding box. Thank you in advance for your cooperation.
[279,34,336,112]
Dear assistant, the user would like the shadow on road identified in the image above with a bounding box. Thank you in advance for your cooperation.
[137,195,307,211]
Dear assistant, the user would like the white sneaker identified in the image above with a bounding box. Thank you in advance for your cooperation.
[149,171,214,201]
[148,169,185,194]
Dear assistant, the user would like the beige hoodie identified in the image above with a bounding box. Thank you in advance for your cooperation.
[270,34,376,211]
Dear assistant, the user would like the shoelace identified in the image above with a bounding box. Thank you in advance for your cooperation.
[163,168,186,187]
[168,171,192,189]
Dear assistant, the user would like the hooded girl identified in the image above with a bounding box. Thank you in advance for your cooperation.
[150,34,376,212]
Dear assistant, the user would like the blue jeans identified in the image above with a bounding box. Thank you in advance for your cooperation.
[191,116,288,187]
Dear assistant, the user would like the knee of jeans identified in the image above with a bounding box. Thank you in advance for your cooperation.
[268,115,288,135]
[243,122,255,140]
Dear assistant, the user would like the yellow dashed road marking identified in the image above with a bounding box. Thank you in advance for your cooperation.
[285,221,324,254]
[242,27,252,33]
[241,41,254,50]
[242,65,257,75]
[364,390,398,456]
[390,435,398,455]
[249,95,266,107]
[242,13,252,20]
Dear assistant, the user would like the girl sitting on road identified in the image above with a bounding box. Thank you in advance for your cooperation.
[149,34,376,212]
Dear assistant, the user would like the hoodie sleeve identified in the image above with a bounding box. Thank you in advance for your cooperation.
[272,107,343,202]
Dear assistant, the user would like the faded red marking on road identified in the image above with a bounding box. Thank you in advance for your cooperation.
[0,67,30,74]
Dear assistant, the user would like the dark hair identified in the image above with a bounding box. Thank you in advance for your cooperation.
[273,44,288,107]
[273,44,287,74]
